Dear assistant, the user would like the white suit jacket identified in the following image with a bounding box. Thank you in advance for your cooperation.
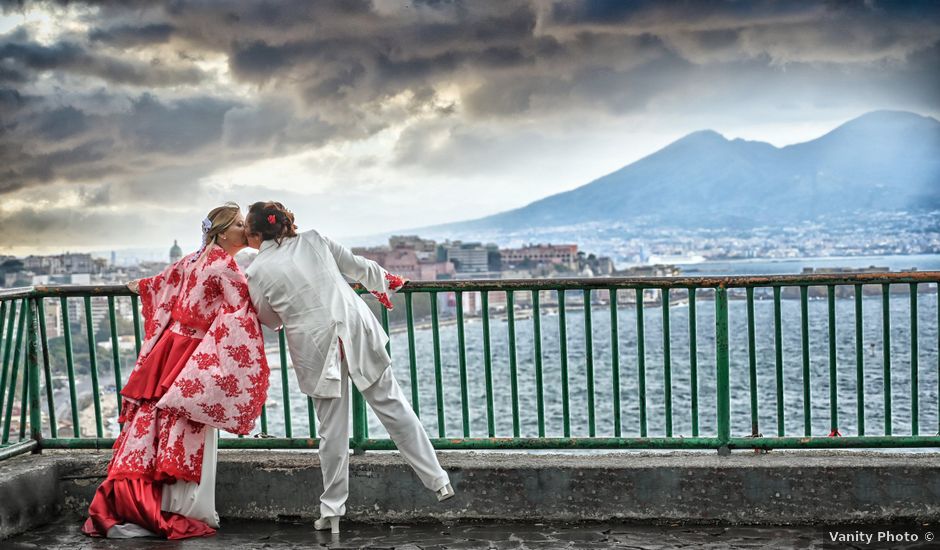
[245,229,400,398]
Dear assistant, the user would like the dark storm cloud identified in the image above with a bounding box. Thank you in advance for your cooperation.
[35,105,86,139]
[0,89,239,194]
[0,32,204,86]
[0,138,114,194]
[89,23,175,47]
[0,63,25,83]
[546,0,815,26]
[0,0,937,248]
[549,0,653,25]
[0,86,25,115]
[227,39,307,81]
[221,100,339,152]
[118,94,235,154]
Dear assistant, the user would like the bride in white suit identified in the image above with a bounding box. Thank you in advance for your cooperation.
[242,201,454,534]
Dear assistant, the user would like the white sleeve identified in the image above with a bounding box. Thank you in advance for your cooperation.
[248,280,283,330]
[319,233,397,295]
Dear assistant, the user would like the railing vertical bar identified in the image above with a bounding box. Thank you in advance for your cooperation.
[716,287,730,452]
[828,285,838,436]
[533,290,545,438]
[800,286,811,437]
[910,283,918,436]
[372,305,387,439]
[353,293,369,451]
[431,291,445,437]
[0,301,6,365]
[60,297,80,437]
[107,297,123,421]
[84,296,103,438]
[507,291,520,438]
[18,312,29,440]
[636,289,647,438]
[662,288,672,438]
[2,299,25,443]
[882,284,892,436]
[27,298,42,444]
[253,330,268,435]
[584,289,595,437]
[130,295,142,356]
[481,291,495,437]
[746,287,758,436]
[37,299,56,438]
[352,387,366,455]
[307,396,317,438]
[855,284,864,437]
[609,288,621,438]
[381,307,391,360]
[558,289,570,438]
[455,291,469,438]
[405,293,420,415]
[0,301,16,420]
[0,301,6,416]
[689,288,699,437]
[773,287,784,437]
[278,329,292,438]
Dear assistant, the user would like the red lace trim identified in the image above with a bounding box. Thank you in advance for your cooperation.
[386,272,405,291]
[369,272,405,310]
[370,290,394,310]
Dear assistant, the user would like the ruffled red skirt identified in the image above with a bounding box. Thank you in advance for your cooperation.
[121,330,203,401]
[82,327,216,540]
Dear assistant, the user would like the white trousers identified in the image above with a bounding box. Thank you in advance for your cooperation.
[314,360,450,518]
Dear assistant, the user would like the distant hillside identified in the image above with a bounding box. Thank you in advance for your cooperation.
[403,110,940,238]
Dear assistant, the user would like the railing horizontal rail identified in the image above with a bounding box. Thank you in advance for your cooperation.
[0,270,936,297]
[41,434,940,450]
[0,439,37,460]
[40,436,726,450]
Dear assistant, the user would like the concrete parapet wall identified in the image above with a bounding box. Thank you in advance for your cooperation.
[0,452,61,539]
[2,449,940,538]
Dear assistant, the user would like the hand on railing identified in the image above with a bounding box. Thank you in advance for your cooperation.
[126,280,140,294]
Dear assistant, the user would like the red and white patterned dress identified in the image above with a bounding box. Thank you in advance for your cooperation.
[82,244,270,540]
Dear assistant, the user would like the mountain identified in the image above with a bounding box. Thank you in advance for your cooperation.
[406,110,940,238]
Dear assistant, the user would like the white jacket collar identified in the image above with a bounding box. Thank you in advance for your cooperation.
[259,239,278,254]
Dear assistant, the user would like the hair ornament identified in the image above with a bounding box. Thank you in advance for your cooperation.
[192,216,213,262]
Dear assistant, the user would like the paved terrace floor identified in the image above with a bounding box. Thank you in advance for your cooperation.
[6,515,938,549]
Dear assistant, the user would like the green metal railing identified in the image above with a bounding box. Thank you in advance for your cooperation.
[1,271,939,461]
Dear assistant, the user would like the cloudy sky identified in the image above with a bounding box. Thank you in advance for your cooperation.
[1,0,938,256]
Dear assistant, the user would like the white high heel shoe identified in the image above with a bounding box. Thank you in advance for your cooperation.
[314,515,340,534]
[436,483,455,502]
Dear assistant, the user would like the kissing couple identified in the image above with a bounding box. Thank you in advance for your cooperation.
[82,200,454,540]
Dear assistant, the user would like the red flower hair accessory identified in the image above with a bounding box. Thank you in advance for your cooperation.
[267,214,277,224]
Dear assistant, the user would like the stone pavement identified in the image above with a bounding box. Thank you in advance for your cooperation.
[4,516,938,549]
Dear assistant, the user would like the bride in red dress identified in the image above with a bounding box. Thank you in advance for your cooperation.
[82,202,270,539]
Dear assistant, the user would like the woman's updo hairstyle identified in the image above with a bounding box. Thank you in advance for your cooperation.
[191,201,240,262]
[247,201,298,246]
[205,202,241,246]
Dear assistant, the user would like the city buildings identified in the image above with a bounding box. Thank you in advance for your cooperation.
[2,233,627,322]
[501,244,578,271]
